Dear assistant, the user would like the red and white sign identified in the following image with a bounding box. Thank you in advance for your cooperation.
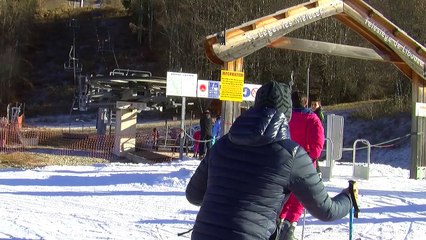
[197,80,220,99]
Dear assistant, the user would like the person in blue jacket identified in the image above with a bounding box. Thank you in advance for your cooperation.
[211,115,221,145]
[185,80,354,240]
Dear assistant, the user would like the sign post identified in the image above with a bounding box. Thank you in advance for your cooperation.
[411,76,426,179]
[180,96,186,159]
[166,72,197,160]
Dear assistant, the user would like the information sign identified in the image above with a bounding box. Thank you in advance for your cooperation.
[166,72,197,97]
[219,70,244,102]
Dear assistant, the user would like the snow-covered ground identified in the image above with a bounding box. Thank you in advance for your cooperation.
[1,110,424,240]
[0,159,425,240]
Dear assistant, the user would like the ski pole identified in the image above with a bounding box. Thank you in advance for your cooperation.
[301,209,306,240]
[348,180,360,218]
[349,207,354,240]
[348,180,360,240]
[177,228,193,236]
[274,219,284,240]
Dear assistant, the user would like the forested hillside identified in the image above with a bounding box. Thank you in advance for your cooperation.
[0,0,424,116]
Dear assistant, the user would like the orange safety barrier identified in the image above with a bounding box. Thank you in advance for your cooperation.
[0,123,190,163]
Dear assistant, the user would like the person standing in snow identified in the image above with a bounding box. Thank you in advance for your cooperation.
[198,110,213,159]
[211,114,222,145]
[311,95,326,177]
[277,91,325,240]
[192,130,201,158]
[311,96,325,125]
[185,80,354,240]
[151,127,160,151]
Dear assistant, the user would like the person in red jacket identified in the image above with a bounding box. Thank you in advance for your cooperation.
[277,91,325,240]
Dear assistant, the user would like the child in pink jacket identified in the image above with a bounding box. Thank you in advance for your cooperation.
[192,130,201,158]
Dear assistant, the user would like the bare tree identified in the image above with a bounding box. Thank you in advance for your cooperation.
[124,0,421,105]
[0,0,37,110]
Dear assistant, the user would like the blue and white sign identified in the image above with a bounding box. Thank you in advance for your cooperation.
[208,81,220,99]
[197,80,220,99]
[243,87,251,98]
[242,83,261,102]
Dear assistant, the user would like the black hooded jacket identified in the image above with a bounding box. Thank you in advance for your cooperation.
[186,107,352,240]
[200,111,213,139]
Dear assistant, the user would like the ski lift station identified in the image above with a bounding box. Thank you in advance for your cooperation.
[68,0,425,179]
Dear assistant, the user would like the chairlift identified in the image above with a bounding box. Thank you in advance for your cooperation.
[110,69,152,77]
[64,46,83,72]
[64,60,83,72]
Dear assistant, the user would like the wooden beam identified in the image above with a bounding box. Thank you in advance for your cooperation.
[333,14,412,79]
[269,37,403,63]
[341,0,426,80]
[204,0,426,81]
[204,0,344,65]
[334,14,396,57]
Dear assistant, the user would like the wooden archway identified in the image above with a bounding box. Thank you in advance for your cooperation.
[204,0,426,179]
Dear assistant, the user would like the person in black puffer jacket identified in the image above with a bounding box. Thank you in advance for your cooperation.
[186,80,354,240]
[198,110,213,159]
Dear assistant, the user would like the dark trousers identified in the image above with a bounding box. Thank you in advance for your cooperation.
[198,136,212,157]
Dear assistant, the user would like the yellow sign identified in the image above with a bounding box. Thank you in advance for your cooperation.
[219,70,244,102]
